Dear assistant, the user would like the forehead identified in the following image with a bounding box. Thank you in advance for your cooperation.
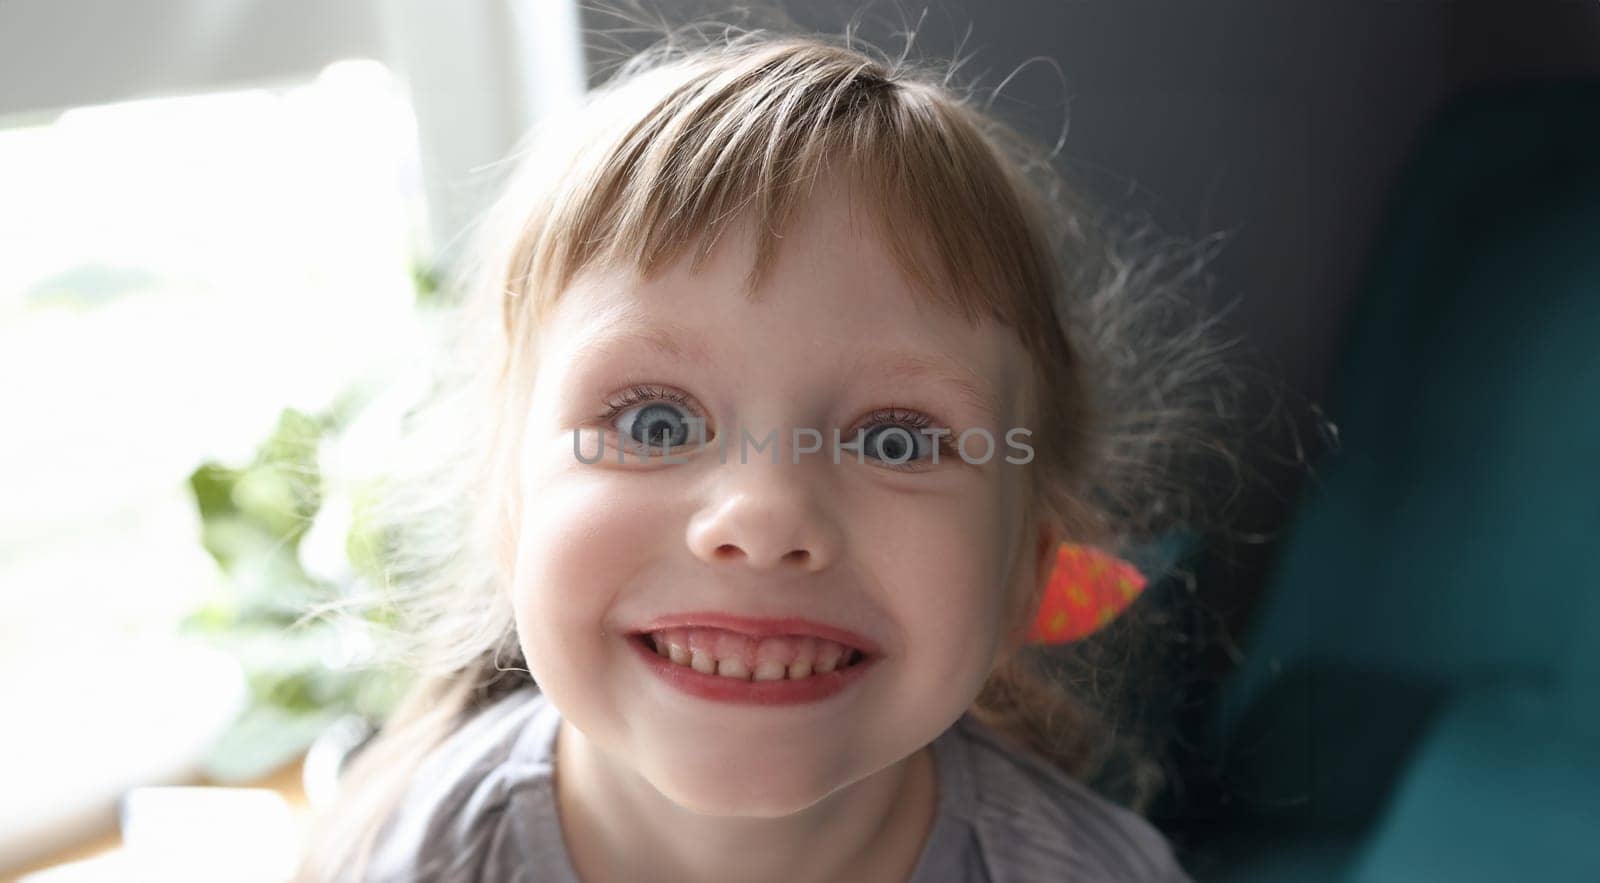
[539,178,1034,425]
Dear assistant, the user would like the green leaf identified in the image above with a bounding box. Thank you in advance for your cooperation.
[189,462,241,522]
[200,703,344,784]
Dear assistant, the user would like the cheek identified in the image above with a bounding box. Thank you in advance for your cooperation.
[855,481,1020,687]
[508,465,663,679]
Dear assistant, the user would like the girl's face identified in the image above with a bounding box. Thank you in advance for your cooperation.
[510,178,1050,815]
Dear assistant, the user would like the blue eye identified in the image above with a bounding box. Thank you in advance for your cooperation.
[599,384,706,452]
[625,402,693,449]
[857,408,955,471]
[862,424,922,462]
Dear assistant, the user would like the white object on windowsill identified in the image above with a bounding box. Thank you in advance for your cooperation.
[0,637,246,876]
[18,786,299,883]
[122,786,300,882]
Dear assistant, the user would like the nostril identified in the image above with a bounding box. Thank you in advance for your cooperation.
[710,546,812,566]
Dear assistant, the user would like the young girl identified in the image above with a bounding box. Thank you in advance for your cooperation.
[298,16,1235,883]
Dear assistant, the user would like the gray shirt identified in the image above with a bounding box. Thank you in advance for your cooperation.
[361,687,1194,882]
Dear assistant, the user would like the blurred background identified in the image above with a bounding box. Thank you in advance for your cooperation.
[2,1,1598,881]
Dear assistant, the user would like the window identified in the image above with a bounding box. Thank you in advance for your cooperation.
[0,58,428,870]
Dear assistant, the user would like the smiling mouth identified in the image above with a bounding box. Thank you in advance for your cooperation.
[629,627,869,682]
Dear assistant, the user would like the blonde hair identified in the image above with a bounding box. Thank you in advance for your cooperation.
[295,13,1246,881]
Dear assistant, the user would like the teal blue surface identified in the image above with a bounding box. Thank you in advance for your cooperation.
[1200,79,1600,881]
[1348,686,1600,883]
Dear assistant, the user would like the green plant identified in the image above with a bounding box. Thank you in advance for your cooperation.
[179,402,410,783]
[177,262,441,783]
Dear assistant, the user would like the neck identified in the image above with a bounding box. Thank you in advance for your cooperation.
[553,719,938,883]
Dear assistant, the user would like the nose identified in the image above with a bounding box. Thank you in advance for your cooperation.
[685,460,840,573]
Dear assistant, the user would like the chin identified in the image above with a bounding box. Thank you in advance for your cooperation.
[641,745,846,818]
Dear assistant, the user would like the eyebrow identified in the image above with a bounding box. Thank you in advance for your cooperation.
[860,353,1006,428]
[567,322,1005,427]
[566,321,715,367]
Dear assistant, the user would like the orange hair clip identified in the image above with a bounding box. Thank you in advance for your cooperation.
[1028,543,1148,644]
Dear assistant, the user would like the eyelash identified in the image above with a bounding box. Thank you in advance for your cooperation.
[599,383,697,422]
[857,406,960,472]
[596,384,956,471]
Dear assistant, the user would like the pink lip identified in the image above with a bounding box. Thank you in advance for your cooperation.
[629,611,882,656]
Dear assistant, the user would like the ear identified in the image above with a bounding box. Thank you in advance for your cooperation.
[996,514,1063,664]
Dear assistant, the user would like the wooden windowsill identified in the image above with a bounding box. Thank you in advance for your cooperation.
[6,755,311,881]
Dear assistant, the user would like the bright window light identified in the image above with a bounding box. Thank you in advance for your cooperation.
[0,57,428,871]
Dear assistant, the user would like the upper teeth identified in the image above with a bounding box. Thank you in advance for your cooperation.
[647,627,860,681]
